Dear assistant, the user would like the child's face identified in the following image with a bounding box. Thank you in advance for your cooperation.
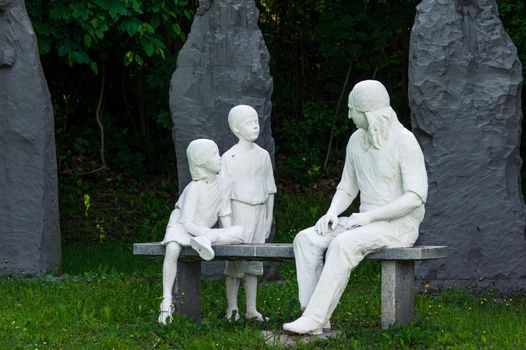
[236,115,260,142]
[202,146,222,174]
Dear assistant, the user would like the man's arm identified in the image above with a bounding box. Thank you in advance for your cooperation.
[345,192,423,228]
[346,133,427,228]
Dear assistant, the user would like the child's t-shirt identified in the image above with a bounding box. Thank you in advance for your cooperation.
[175,178,232,227]
[221,144,277,205]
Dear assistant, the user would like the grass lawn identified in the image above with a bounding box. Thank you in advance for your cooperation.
[1,187,526,349]
[1,243,525,349]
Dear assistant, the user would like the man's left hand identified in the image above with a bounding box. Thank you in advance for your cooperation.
[344,212,373,229]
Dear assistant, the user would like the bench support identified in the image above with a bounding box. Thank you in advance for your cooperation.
[175,261,202,321]
[381,260,415,329]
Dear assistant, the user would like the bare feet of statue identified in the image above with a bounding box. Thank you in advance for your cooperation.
[158,299,174,325]
[282,316,323,335]
[225,308,240,321]
[245,310,268,322]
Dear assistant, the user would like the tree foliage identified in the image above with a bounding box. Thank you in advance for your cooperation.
[26,0,197,174]
[27,0,192,72]
[23,0,526,184]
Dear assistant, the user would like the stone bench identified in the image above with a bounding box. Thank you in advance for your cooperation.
[133,242,447,329]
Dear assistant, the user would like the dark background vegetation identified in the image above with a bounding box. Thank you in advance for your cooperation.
[23,0,526,244]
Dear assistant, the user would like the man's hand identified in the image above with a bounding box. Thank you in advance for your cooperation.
[315,212,339,235]
[344,212,373,229]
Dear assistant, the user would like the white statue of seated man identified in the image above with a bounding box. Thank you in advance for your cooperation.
[158,139,245,325]
[283,80,428,335]
[221,105,276,321]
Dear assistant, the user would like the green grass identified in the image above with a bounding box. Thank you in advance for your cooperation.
[1,244,525,349]
[2,189,526,348]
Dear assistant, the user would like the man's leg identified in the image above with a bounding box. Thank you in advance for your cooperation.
[285,222,397,333]
[293,226,337,309]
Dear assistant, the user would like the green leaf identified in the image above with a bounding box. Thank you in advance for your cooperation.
[83,34,92,49]
[124,51,135,66]
[140,39,154,57]
[90,61,99,74]
[134,54,144,66]
[119,19,142,37]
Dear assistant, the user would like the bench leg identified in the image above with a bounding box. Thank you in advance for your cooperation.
[381,260,415,330]
[174,261,202,321]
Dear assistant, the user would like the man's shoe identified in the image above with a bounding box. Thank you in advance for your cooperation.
[190,236,214,261]
[283,316,323,335]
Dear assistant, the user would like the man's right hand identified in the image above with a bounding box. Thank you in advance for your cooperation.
[315,212,339,235]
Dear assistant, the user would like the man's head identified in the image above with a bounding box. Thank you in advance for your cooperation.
[227,105,260,142]
[187,139,222,180]
[348,80,391,130]
[348,80,400,149]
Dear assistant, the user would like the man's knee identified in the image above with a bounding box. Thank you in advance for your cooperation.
[293,227,317,248]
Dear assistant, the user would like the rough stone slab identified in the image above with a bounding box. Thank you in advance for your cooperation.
[133,243,447,261]
[261,330,340,347]
[0,0,61,277]
[381,261,415,329]
[169,0,274,191]
[409,0,526,291]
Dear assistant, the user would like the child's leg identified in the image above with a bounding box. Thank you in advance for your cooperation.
[159,242,181,324]
[244,274,265,321]
[209,225,244,244]
[225,276,241,320]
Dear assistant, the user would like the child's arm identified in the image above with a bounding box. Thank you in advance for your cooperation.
[180,185,212,237]
[219,214,234,228]
[265,194,274,239]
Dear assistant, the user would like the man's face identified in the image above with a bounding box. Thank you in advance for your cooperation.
[348,100,368,130]
[203,146,222,174]
[236,114,260,142]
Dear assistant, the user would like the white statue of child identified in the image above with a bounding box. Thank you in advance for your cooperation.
[220,105,277,321]
[158,139,245,325]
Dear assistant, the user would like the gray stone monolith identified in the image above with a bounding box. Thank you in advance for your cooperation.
[169,0,274,192]
[409,0,526,291]
[0,0,61,277]
[169,0,275,277]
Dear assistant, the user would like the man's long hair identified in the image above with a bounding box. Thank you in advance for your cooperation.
[349,80,404,150]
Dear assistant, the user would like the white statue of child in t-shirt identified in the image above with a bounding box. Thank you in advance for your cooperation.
[158,139,245,325]
[221,105,277,321]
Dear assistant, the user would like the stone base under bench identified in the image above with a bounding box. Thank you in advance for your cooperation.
[133,243,447,329]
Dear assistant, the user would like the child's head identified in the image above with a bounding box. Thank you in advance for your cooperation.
[187,139,222,180]
[227,105,260,142]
